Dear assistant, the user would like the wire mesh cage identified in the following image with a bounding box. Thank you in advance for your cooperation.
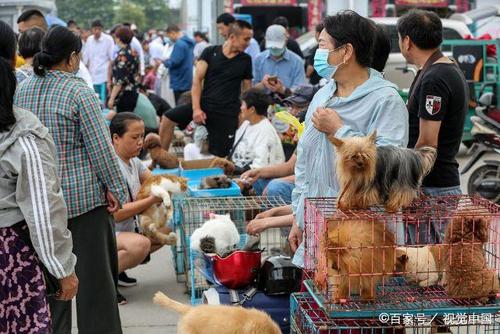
[291,292,500,334]
[303,195,500,318]
[179,196,288,304]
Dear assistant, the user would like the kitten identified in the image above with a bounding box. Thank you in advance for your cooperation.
[136,175,187,245]
[329,131,437,212]
[153,292,282,334]
[199,175,232,189]
[190,214,240,255]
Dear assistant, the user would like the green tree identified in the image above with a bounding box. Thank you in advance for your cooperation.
[56,0,115,29]
[131,0,175,29]
[115,1,146,31]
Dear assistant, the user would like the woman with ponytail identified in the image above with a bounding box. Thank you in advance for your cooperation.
[15,25,128,334]
[0,21,78,333]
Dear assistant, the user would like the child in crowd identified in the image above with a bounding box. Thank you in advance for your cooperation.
[110,112,171,304]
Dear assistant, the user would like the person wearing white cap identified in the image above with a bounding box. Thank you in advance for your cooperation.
[253,24,305,97]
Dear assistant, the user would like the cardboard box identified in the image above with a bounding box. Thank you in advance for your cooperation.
[180,158,216,170]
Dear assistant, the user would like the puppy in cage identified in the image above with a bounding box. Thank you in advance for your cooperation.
[322,218,397,302]
[329,131,437,212]
[136,174,188,245]
[444,212,500,302]
[395,245,446,287]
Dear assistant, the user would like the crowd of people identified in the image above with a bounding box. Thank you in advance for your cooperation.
[0,6,467,334]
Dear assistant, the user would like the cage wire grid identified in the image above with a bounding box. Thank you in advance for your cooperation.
[291,293,500,334]
[178,196,288,303]
[303,195,500,317]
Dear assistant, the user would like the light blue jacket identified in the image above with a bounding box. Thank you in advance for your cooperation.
[292,69,409,267]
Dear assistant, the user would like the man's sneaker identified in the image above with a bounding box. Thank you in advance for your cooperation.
[118,272,137,287]
[117,291,128,305]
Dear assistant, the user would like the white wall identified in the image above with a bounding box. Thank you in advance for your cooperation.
[325,0,369,17]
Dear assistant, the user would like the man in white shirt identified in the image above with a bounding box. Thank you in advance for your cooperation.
[83,20,115,103]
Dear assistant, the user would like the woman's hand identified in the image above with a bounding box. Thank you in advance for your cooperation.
[149,195,163,205]
[246,219,268,235]
[57,272,79,301]
[107,98,115,110]
[254,207,276,220]
[288,216,303,254]
[106,191,120,213]
[312,107,344,135]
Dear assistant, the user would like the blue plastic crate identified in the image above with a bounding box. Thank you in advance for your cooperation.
[187,180,241,198]
[152,167,180,176]
[180,167,223,180]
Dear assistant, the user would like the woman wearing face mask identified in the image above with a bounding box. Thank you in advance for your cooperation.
[288,11,409,267]
[15,26,129,333]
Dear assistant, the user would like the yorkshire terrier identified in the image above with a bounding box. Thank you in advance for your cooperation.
[143,133,179,170]
[329,131,437,212]
[444,210,499,303]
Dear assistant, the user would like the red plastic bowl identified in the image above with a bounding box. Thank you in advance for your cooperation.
[212,250,261,289]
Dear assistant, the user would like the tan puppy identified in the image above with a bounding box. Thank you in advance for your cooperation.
[396,246,446,287]
[153,292,282,334]
[143,133,178,170]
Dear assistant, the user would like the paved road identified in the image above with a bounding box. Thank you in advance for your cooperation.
[69,147,496,333]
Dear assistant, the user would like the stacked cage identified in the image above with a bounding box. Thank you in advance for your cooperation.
[295,195,500,332]
[179,196,287,303]
[290,292,500,334]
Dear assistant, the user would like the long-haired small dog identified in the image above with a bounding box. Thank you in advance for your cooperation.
[153,292,282,334]
[329,131,437,212]
[136,175,187,245]
[143,133,179,170]
[323,219,396,302]
[210,157,235,175]
[444,212,499,302]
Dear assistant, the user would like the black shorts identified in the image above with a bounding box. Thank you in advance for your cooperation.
[163,104,238,157]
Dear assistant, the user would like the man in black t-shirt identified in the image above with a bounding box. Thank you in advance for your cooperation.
[159,20,253,157]
[398,9,468,242]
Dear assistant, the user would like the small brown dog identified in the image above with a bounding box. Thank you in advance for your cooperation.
[444,213,499,302]
[153,292,282,334]
[210,157,236,175]
[329,131,436,212]
[143,133,178,170]
[323,219,396,302]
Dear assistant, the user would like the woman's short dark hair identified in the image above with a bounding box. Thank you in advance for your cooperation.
[18,27,45,59]
[371,24,391,73]
[193,31,209,42]
[397,9,442,50]
[0,21,17,132]
[110,112,144,138]
[33,26,82,76]
[241,88,271,117]
[323,10,376,68]
[115,26,134,45]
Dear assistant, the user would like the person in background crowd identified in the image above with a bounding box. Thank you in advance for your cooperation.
[216,12,236,39]
[148,35,165,66]
[227,88,285,174]
[271,16,304,58]
[216,13,260,63]
[16,27,45,83]
[143,64,157,90]
[163,25,195,104]
[17,9,47,33]
[160,20,253,157]
[139,84,172,118]
[0,20,78,334]
[15,26,128,334]
[253,25,306,98]
[83,20,115,101]
[288,11,408,267]
[110,113,168,305]
[67,19,79,32]
[398,9,468,243]
[109,26,141,113]
[372,23,391,74]
[306,23,324,85]
[110,23,145,76]
[142,39,151,65]
[193,31,210,61]
[183,125,214,161]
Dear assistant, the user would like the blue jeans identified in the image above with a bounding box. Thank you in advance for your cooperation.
[406,186,462,245]
[253,178,294,204]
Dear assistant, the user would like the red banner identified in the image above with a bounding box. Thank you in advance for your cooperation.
[240,0,297,6]
[308,0,322,32]
[395,0,448,7]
